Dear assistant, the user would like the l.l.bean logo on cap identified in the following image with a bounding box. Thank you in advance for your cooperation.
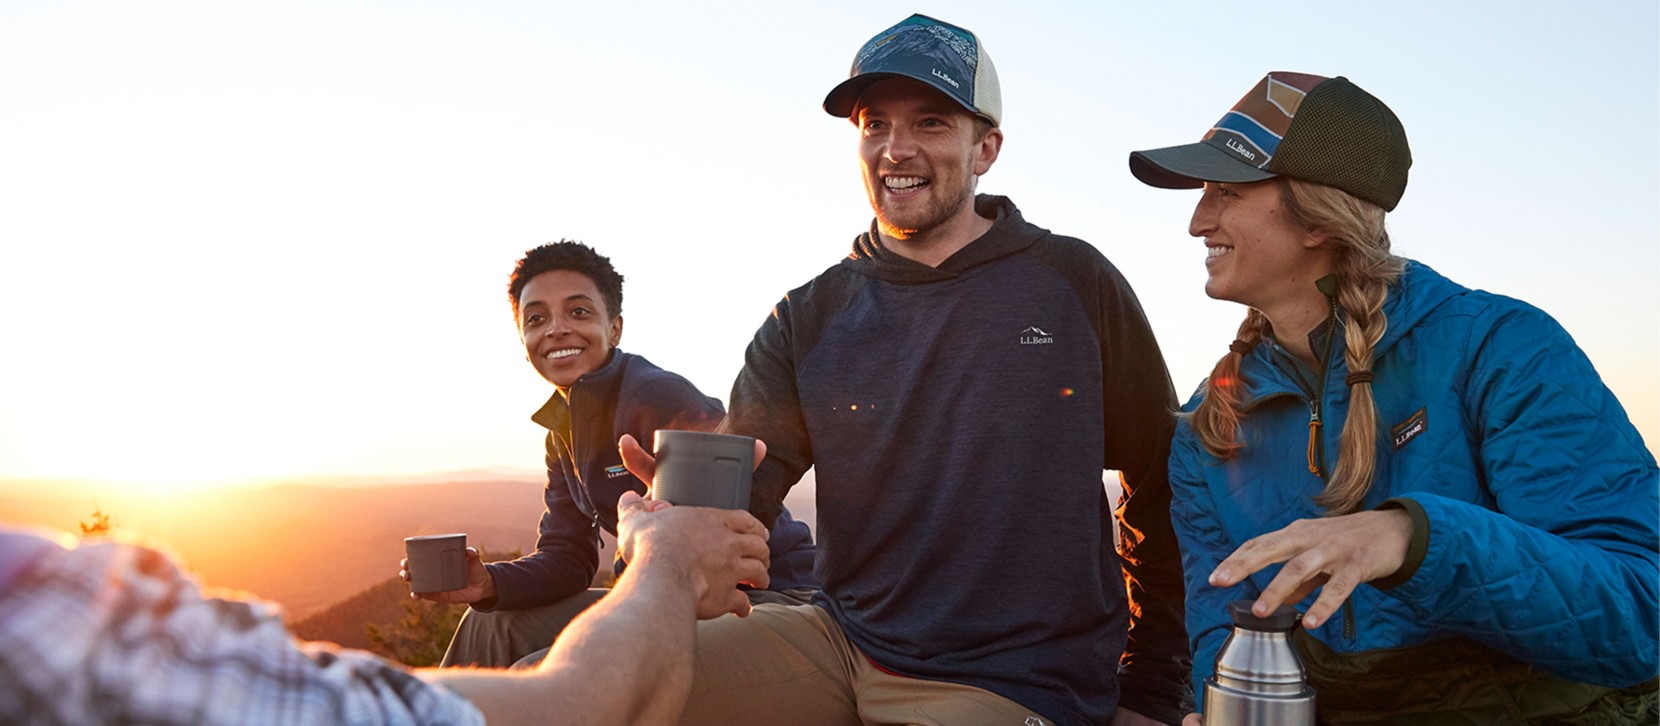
[1225,137,1258,162]
[1206,71,1328,169]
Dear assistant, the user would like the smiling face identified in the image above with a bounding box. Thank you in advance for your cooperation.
[517,269,623,392]
[1189,180,1335,317]
[853,78,1000,242]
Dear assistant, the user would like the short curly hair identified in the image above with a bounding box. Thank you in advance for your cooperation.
[508,240,624,322]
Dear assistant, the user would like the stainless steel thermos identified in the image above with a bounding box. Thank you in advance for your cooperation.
[1201,600,1317,726]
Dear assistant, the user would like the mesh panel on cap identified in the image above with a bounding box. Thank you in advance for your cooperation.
[973,41,1002,126]
[1267,78,1411,210]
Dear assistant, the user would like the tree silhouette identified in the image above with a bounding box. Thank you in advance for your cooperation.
[79,503,114,538]
[365,599,467,667]
[362,548,522,667]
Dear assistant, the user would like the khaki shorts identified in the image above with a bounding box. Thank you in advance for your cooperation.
[678,603,1056,726]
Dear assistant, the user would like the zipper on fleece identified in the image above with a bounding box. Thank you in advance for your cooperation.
[1304,295,1340,477]
[553,392,606,550]
[1305,406,1323,475]
[563,443,605,549]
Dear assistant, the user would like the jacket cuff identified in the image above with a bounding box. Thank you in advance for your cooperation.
[1372,497,1428,590]
[470,563,507,612]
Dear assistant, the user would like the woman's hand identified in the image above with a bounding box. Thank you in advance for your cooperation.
[1208,508,1413,628]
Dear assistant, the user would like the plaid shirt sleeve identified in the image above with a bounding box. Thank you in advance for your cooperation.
[0,530,485,726]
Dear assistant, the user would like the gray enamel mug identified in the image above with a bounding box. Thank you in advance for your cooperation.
[404,533,468,593]
[652,430,755,509]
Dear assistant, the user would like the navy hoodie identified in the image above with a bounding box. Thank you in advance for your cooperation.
[727,196,1188,725]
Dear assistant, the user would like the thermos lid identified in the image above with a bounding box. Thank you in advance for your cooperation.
[1228,599,1301,631]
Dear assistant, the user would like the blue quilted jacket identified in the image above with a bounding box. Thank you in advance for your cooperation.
[1170,261,1659,703]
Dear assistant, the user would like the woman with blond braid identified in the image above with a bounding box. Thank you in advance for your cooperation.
[1130,72,1657,723]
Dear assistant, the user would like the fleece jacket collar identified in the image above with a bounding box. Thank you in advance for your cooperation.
[529,348,627,436]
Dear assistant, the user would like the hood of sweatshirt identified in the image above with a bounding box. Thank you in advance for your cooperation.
[839,195,1047,283]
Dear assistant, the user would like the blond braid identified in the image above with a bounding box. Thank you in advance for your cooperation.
[1280,179,1404,514]
[1318,273,1390,512]
[1192,309,1272,459]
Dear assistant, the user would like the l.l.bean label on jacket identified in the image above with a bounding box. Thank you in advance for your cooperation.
[604,464,630,479]
[1391,407,1428,449]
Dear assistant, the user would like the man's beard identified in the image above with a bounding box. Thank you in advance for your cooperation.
[871,179,974,240]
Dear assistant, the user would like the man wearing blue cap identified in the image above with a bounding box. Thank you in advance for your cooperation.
[623,13,1188,726]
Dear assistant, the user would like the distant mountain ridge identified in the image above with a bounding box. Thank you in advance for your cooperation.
[3,471,823,624]
[290,547,523,652]
[291,576,419,650]
[0,470,820,624]
[0,477,546,620]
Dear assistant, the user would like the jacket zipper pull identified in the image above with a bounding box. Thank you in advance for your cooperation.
[1306,407,1323,475]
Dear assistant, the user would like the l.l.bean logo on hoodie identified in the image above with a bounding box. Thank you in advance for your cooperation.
[1391,407,1428,449]
[1018,325,1053,345]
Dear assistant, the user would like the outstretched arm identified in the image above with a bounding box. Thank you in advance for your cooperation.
[426,492,771,726]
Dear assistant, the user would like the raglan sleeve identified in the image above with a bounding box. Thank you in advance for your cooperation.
[724,296,813,531]
[621,376,725,440]
[1382,302,1659,687]
[1095,260,1192,721]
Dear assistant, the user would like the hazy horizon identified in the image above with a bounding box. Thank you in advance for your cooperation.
[0,466,825,545]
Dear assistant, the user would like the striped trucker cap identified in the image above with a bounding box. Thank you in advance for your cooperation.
[1130,72,1411,211]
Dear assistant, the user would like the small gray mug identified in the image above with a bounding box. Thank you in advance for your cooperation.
[653,430,755,509]
[405,533,468,593]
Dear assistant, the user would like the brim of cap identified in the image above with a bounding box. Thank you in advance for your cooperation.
[1129,141,1276,189]
[823,72,980,120]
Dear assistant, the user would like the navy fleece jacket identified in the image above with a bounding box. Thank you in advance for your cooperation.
[484,351,817,611]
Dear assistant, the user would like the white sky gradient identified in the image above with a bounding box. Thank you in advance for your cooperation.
[2,1,1655,490]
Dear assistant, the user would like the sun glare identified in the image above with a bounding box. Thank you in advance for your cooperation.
[11,431,295,495]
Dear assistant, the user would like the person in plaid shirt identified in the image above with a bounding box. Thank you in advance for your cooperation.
[0,490,770,725]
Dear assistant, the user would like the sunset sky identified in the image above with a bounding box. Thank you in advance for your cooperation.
[2,1,1655,493]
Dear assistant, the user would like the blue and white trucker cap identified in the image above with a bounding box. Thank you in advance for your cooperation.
[823,14,1002,127]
